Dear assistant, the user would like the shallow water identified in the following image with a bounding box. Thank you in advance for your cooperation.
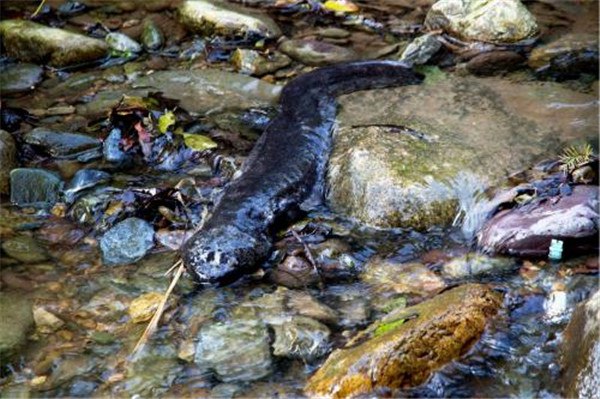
[1,0,598,398]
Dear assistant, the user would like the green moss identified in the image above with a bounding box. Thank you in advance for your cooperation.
[373,318,406,337]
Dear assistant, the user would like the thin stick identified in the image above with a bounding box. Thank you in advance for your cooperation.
[291,230,319,276]
[31,0,46,17]
[131,259,184,360]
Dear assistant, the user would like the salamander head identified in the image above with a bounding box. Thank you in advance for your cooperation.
[182,225,270,285]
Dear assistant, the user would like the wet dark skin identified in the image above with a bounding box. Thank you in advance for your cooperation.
[182,61,423,284]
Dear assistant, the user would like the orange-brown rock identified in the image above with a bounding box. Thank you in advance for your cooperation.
[305,284,502,398]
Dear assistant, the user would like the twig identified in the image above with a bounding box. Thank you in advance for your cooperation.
[291,230,320,276]
[131,259,184,360]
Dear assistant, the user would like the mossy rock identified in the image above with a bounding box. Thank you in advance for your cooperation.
[305,284,502,397]
[0,20,107,67]
[0,292,34,360]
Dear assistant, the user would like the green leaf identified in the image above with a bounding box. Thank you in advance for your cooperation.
[180,133,218,151]
[158,111,176,134]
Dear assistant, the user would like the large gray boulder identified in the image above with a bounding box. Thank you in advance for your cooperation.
[424,0,538,43]
[328,72,598,231]
[0,20,107,67]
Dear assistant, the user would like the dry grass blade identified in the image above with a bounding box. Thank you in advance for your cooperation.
[131,259,184,360]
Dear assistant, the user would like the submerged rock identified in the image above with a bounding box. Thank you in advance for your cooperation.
[132,69,281,114]
[270,254,320,288]
[424,0,538,44]
[528,33,599,80]
[442,253,515,279]
[272,316,331,361]
[0,20,107,67]
[0,292,33,360]
[0,129,17,195]
[179,0,281,39]
[478,185,599,258]
[10,168,63,208]
[1,235,49,264]
[33,306,64,333]
[195,319,272,382]
[399,33,442,66]
[305,284,502,397]
[333,74,598,231]
[279,39,357,66]
[361,258,445,298]
[128,292,164,323]
[100,217,155,265]
[231,49,291,76]
[23,128,102,160]
[0,63,44,95]
[561,290,600,398]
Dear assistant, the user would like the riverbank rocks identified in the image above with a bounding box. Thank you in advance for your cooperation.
[10,168,63,208]
[331,73,598,231]
[23,128,102,160]
[0,20,108,67]
[195,319,272,382]
[178,0,281,39]
[561,290,600,398]
[477,185,599,258]
[305,284,502,397]
[131,69,281,114]
[528,33,599,80]
[279,39,357,66]
[0,63,44,95]
[361,258,445,298]
[105,32,142,54]
[424,0,538,44]
[0,130,17,195]
[100,217,155,265]
[0,292,33,360]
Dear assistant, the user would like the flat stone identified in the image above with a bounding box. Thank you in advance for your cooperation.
[466,51,525,75]
[0,292,33,360]
[100,217,155,265]
[399,33,442,66]
[0,20,108,67]
[279,39,357,66]
[442,253,516,278]
[272,316,331,361]
[178,0,281,39]
[0,63,44,95]
[424,0,538,44]
[0,129,17,195]
[305,284,502,397]
[23,128,101,159]
[10,168,63,208]
[132,69,281,114]
[1,235,49,263]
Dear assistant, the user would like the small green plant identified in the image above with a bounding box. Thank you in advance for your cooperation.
[559,143,594,173]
